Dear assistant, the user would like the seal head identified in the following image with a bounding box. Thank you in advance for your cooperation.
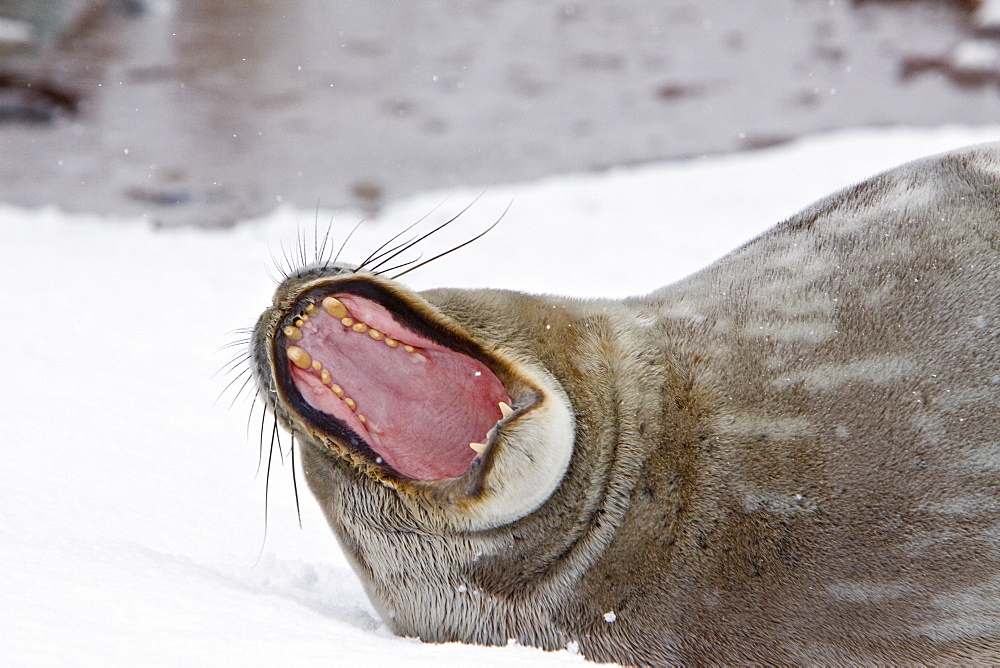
[252,267,575,531]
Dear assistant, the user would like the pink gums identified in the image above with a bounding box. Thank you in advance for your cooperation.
[287,294,510,480]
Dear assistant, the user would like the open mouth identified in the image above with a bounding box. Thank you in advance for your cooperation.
[272,281,514,481]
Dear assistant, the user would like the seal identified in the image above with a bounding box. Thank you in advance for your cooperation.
[249,144,1000,664]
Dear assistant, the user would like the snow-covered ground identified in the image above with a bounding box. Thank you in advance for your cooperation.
[2,125,998,666]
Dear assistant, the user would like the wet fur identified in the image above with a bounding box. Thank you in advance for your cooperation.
[251,145,1000,664]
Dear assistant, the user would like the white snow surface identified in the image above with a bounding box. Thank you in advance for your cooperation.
[3,126,999,666]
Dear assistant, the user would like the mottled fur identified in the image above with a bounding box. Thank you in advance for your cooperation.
[251,145,1000,664]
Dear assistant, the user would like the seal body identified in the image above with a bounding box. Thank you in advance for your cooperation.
[250,144,1000,664]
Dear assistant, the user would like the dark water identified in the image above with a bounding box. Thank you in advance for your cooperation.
[0,0,997,226]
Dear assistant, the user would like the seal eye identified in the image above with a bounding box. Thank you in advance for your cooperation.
[277,292,511,480]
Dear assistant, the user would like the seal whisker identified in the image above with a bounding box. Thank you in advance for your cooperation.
[214,365,253,408]
[279,238,304,280]
[257,418,281,560]
[374,254,424,278]
[217,350,251,378]
[218,355,252,377]
[313,206,340,269]
[255,401,270,477]
[217,337,252,352]
[358,234,421,274]
[265,262,283,287]
[355,198,448,271]
[290,432,302,529]
[294,228,303,271]
[289,237,303,277]
[267,244,291,284]
[297,226,310,271]
[245,392,262,441]
[356,225,422,271]
[369,198,482,277]
[329,218,366,270]
[311,202,321,267]
[390,201,509,280]
[220,325,253,339]
[227,371,257,411]
[273,417,287,464]
[315,211,337,268]
[277,240,293,278]
[213,356,251,392]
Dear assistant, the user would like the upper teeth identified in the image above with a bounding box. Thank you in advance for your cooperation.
[286,345,311,370]
[321,296,348,319]
[282,296,426,428]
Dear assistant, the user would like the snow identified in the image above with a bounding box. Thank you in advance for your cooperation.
[2,125,999,666]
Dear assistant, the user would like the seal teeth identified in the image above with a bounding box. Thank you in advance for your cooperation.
[322,296,348,319]
[310,295,416,350]
[285,294,432,434]
[287,346,311,370]
[499,401,513,419]
[469,442,486,454]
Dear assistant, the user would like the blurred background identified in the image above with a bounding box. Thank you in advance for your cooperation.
[1,0,999,227]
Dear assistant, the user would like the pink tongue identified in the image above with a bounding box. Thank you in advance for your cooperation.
[288,294,509,480]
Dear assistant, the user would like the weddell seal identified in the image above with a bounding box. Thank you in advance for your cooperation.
[248,144,1000,665]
